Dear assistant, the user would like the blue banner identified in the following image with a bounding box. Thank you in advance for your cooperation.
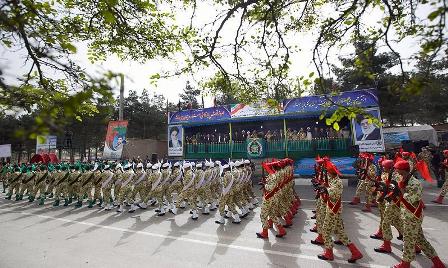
[283,89,379,115]
[294,157,357,176]
[383,132,410,145]
[169,106,231,124]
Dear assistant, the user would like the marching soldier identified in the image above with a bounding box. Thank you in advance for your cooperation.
[390,160,445,268]
[176,162,199,220]
[432,150,448,204]
[167,162,182,214]
[349,153,376,212]
[89,163,104,208]
[256,160,287,238]
[374,159,403,253]
[100,163,116,210]
[116,163,136,213]
[53,164,70,206]
[316,160,363,263]
[75,164,95,208]
[32,164,51,205]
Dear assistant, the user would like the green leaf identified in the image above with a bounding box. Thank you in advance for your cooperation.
[102,10,115,24]
[325,118,332,125]
[428,8,442,21]
[319,114,325,120]
[333,122,340,131]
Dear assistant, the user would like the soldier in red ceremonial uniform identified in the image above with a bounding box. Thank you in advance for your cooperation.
[316,160,363,263]
[391,160,445,268]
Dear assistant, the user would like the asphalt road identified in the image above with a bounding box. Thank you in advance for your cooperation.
[0,180,447,268]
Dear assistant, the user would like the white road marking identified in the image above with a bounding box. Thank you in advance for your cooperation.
[0,207,389,268]
[299,198,448,207]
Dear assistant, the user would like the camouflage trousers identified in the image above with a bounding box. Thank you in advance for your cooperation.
[32,181,47,198]
[90,184,102,201]
[401,214,437,262]
[382,202,402,241]
[169,183,183,204]
[316,197,327,234]
[153,185,170,206]
[377,200,385,229]
[219,193,239,216]
[63,183,78,199]
[53,183,65,200]
[440,179,448,197]
[19,180,34,196]
[177,188,198,210]
[77,182,93,201]
[102,185,113,204]
[355,179,374,204]
[117,184,134,204]
[260,198,281,229]
[197,185,213,205]
[7,180,20,197]
[322,211,351,249]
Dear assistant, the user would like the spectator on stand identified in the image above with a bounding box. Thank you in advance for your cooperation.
[306,127,313,140]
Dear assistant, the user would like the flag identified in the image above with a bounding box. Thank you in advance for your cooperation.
[416,160,434,183]
[177,100,181,111]
[213,97,217,107]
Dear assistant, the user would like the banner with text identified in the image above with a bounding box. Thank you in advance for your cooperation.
[0,144,11,158]
[36,135,57,154]
[231,102,283,118]
[103,120,128,159]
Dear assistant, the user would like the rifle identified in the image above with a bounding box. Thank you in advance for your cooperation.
[69,173,83,186]
[55,172,70,187]
[22,173,37,184]
[81,172,95,188]
[35,172,49,185]
[8,173,23,184]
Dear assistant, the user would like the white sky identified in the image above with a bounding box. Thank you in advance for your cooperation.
[0,1,436,108]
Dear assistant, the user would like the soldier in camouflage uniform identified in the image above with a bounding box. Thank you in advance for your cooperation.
[52,164,70,206]
[75,164,95,208]
[432,150,448,204]
[390,160,445,268]
[64,164,81,206]
[100,163,116,210]
[216,163,242,225]
[167,162,182,214]
[176,163,200,220]
[89,163,104,208]
[116,163,136,213]
[5,166,21,200]
[135,162,153,209]
[256,160,287,238]
[317,159,363,263]
[349,153,376,212]
[32,164,51,205]
[374,160,404,253]
[311,158,327,245]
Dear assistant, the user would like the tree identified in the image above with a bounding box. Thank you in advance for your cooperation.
[153,0,447,125]
[0,0,191,137]
[179,81,201,109]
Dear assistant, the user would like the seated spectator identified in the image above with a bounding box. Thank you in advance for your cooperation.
[306,127,312,140]
[265,130,273,141]
[298,128,306,140]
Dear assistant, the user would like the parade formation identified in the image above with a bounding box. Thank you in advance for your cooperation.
[0,159,259,224]
[1,149,447,267]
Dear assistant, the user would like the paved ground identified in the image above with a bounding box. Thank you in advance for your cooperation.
[0,180,447,268]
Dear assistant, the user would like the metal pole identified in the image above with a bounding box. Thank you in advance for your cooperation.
[229,123,233,159]
[284,118,288,157]
[119,74,124,121]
